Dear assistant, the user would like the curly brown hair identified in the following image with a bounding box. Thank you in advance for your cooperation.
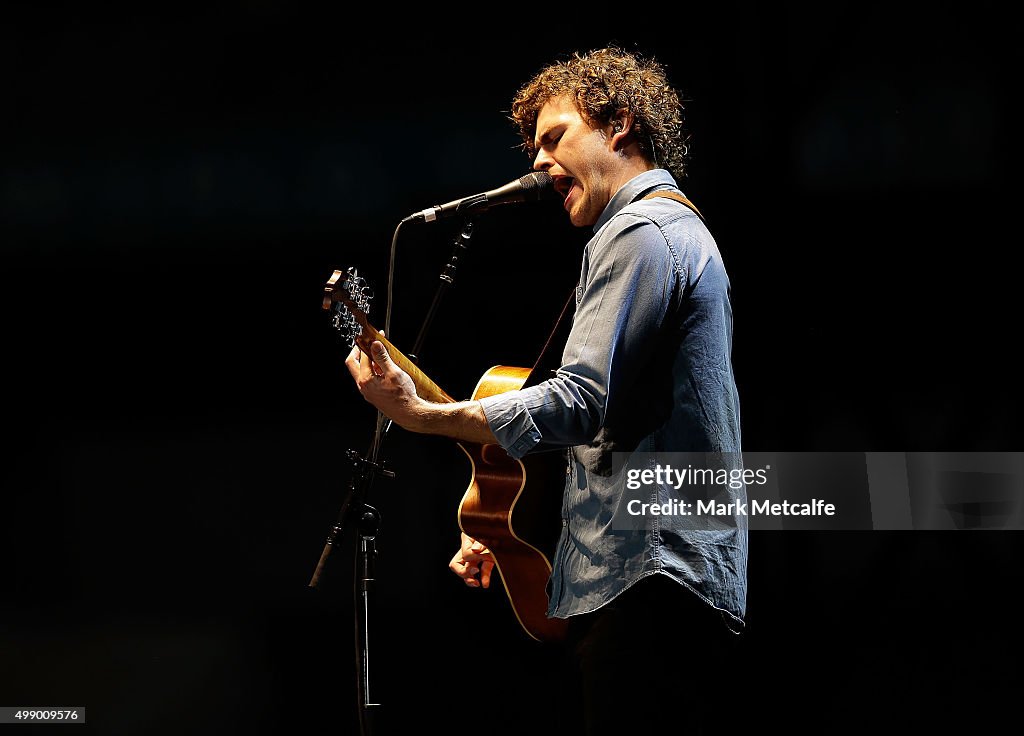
[510,46,691,182]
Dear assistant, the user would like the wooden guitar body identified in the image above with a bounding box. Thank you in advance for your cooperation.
[456,366,568,643]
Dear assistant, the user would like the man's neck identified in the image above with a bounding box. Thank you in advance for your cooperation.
[609,160,657,201]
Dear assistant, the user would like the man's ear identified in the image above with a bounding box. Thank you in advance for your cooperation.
[609,110,635,151]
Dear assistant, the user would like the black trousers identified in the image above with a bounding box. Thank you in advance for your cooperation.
[557,574,741,736]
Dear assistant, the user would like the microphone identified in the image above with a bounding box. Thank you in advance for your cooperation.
[404,172,553,223]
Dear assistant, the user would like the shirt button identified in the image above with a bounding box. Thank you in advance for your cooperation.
[562,519,568,527]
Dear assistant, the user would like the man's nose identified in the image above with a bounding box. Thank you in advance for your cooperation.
[533,149,553,171]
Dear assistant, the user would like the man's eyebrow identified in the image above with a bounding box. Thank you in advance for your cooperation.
[535,124,561,148]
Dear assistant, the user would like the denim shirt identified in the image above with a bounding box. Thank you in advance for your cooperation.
[479,169,746,631]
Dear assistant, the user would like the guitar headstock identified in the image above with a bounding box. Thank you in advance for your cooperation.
[321,267,455,404]
[323,267,374,347]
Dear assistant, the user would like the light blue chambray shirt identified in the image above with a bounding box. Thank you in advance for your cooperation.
[479,169,746,631]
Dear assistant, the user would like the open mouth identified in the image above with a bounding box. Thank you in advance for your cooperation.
[553,176,576,203]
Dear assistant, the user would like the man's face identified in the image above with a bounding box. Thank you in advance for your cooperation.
[532,95,624,227]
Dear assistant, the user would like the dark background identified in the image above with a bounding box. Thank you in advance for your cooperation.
[3,3,1021,734]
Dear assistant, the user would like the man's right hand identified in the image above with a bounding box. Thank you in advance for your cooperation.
[449,532,495,589]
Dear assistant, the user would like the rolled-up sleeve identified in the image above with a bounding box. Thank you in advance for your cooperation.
[480,212,678,459]
[478,392,542,458]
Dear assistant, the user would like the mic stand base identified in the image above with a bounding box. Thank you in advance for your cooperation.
[308,447,393,736]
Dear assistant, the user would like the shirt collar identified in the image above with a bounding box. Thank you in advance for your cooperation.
[592,168,678,233]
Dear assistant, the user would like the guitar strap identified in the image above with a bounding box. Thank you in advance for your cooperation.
[525,286,577,389]
[641,189,705,224]
[523,190,705,390]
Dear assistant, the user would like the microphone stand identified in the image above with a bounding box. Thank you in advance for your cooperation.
[308,217,475,736]
[309,440,393,736]
[410,218,474,361]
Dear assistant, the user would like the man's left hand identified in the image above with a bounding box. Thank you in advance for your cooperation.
[345,339,423,430]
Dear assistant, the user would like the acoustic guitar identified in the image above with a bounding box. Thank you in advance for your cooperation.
[324,268,568,642]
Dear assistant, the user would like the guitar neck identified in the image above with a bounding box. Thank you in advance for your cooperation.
[355,329,454,404]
